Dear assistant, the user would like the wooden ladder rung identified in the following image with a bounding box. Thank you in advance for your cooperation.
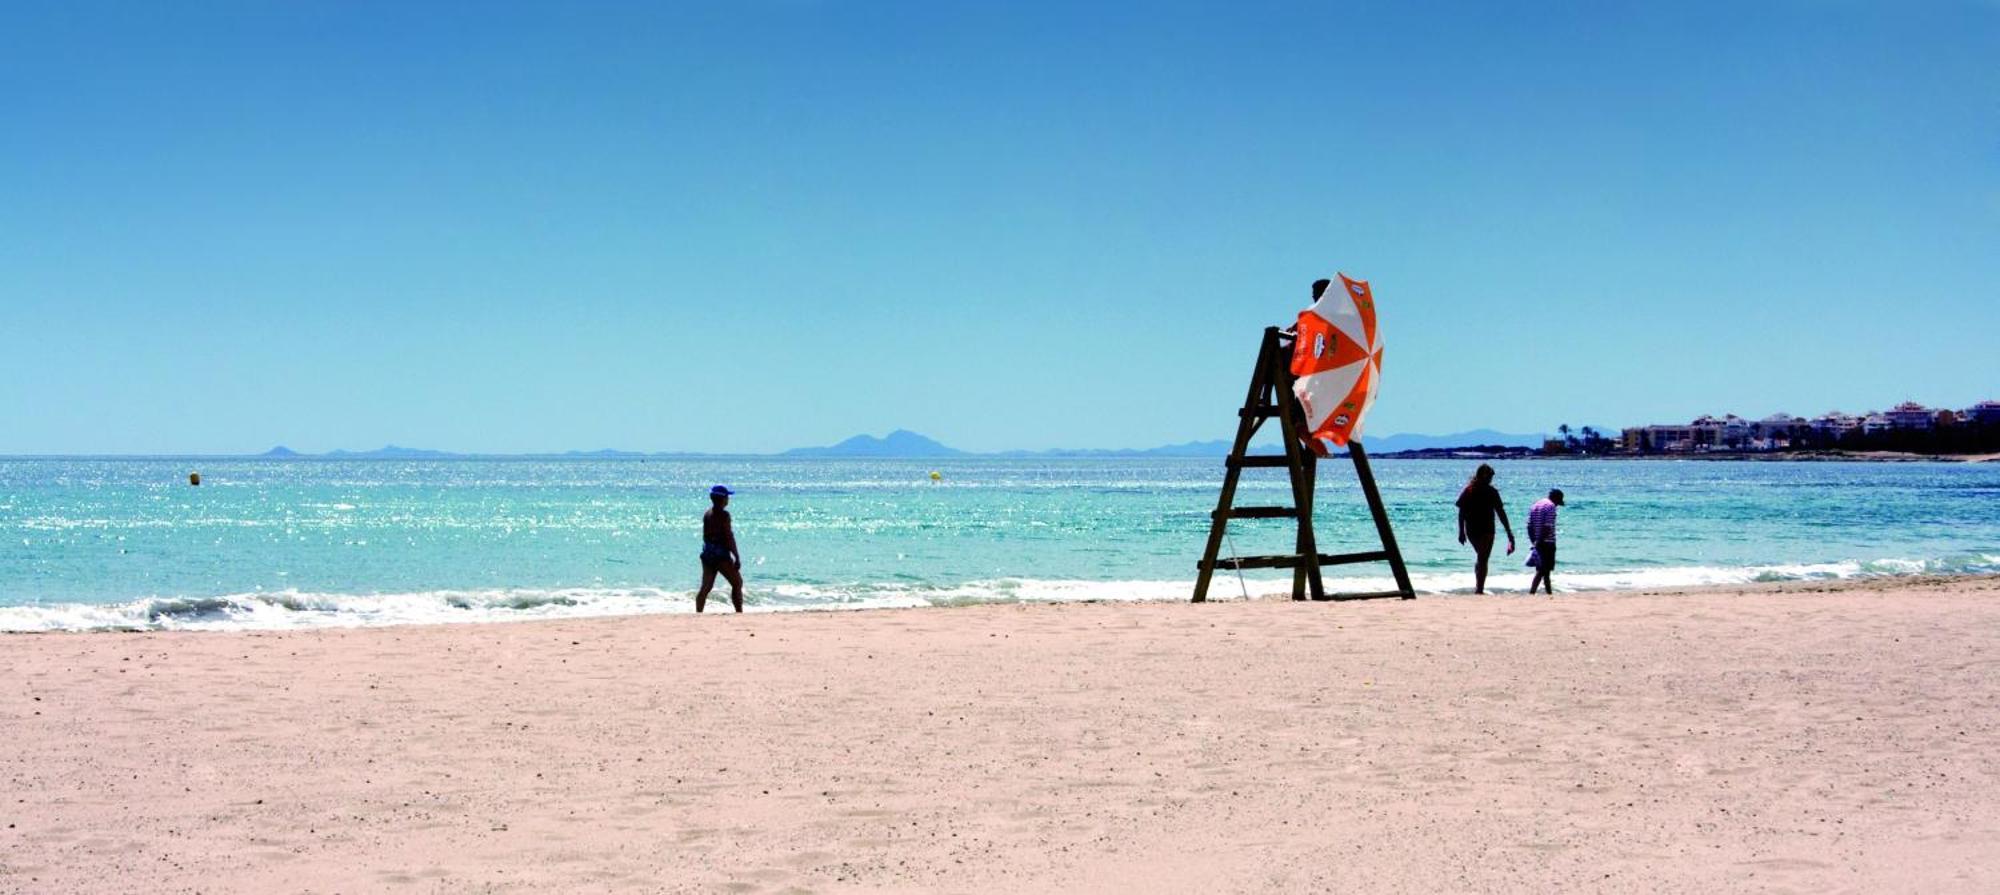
[1224,455,1290,468]
[1317,550,1390,566]
[1330,589,1413,601]
[1200,550,1388,571]
[1213,506,1297,519]
[1202,554,1307,571]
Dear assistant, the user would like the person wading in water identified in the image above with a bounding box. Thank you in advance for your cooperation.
[1456,463,1516,594]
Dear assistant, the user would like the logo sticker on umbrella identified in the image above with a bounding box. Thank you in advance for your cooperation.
[1289,273,1383,450]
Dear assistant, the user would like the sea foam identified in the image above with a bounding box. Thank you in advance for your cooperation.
[2,555,1993,633]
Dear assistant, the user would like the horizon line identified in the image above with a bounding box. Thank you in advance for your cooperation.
[0,427,1556,460]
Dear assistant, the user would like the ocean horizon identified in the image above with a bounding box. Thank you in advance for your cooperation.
[3,456,1996,632]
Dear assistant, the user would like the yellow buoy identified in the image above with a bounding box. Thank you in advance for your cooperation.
[928,470,942,482]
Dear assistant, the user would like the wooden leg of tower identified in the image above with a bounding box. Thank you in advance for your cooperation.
[1291,450,1316,601]
[1194,330,1281,603]
[1300,449,1326,600]
[1287,472,1308,601]
[1350,443,1415,598]
[1194,460,1245,603]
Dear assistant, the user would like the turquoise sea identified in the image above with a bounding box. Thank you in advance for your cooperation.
[2,457,1996,630]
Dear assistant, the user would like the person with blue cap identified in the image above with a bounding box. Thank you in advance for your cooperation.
[696,485,745,612]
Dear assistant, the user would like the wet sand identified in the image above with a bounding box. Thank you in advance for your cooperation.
[6,575,2000,892]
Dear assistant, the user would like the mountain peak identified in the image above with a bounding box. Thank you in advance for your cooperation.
[323,445,459,459]
[785,430,964,458]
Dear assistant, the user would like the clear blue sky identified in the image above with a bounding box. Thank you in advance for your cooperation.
[3,1,1995,454]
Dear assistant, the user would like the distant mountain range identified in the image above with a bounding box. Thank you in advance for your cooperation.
[259,445,469,460]
[243,428,1544,460]
[780,430,965,458]
[778,428,1548,458]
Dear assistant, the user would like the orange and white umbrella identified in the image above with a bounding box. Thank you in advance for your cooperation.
[1289,273,1382,450]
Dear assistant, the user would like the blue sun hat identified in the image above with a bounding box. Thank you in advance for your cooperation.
[709,485,734,497]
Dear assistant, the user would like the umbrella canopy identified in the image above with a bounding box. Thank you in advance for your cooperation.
[1289,273,1382,449]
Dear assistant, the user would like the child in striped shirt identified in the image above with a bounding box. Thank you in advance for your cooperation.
[1526,489,1565,595]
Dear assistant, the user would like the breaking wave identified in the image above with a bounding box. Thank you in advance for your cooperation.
[1,554,1994,633]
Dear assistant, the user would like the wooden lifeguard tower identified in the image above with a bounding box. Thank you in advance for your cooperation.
[1192,326,1415,602]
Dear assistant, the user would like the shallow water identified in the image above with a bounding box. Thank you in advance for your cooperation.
[1,457,1995,630]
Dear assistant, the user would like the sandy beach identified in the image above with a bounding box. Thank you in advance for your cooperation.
[6,576,2000,893]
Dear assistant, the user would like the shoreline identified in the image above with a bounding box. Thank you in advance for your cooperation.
[7,574,2000,891]
[7,570,1999,636]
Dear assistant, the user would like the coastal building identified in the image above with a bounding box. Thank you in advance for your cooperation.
[1885,401,1935,431]
[1688,414,1752,450]
[1812,412,1862,439]
[1618,399,1989,454]
[1625,414,1765,452]
[1620,426,1684,452]
[1621,426,1649,452]
[1683,416,1717,450]
[1751,413,1810,449]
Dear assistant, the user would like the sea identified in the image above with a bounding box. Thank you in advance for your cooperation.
[2,457,1997,631]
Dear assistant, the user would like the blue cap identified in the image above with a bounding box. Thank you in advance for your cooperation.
[710,485,733,497]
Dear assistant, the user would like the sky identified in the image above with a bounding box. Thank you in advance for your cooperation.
[2,1,1996,454]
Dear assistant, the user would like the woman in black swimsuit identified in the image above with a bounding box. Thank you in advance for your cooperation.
[1455,464,1516,594]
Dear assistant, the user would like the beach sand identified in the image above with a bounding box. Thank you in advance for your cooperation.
[6,576,2000,893]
